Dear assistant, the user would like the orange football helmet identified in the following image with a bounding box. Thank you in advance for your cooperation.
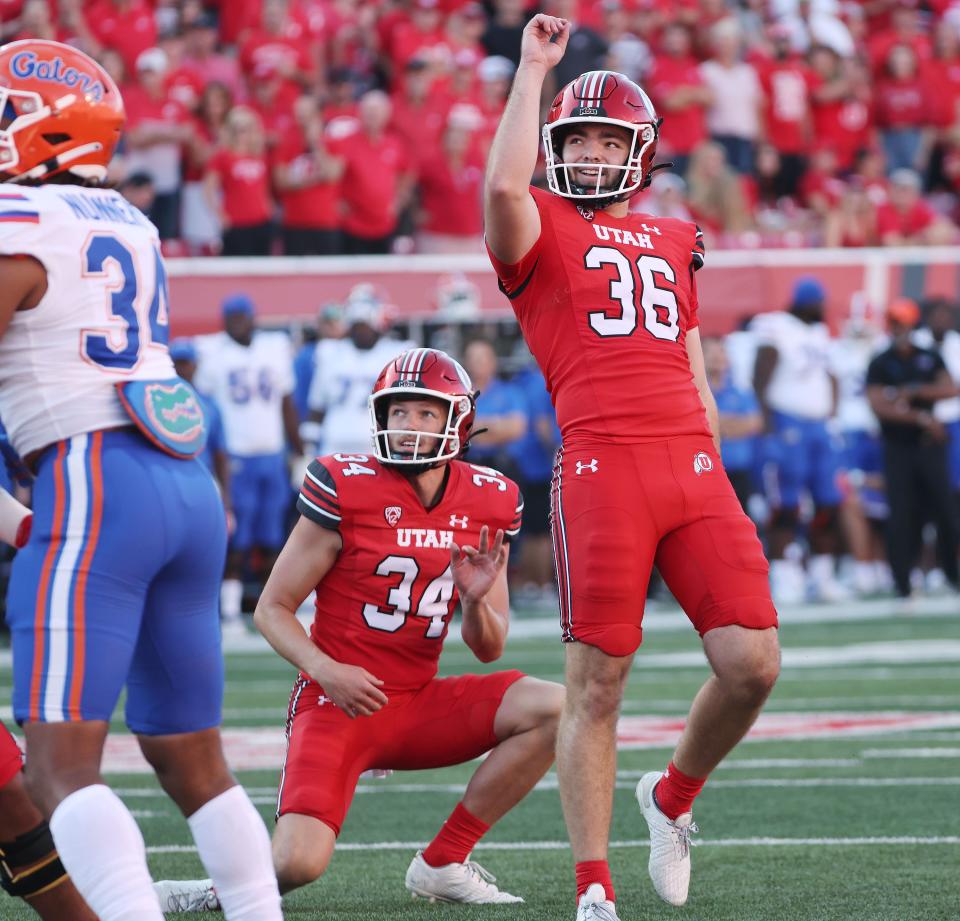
[0,39,124,183]
[542,69,660,207]
[369,348,477,469]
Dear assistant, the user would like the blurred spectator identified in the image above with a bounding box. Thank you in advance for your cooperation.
[180,10,246,102]
[332,91,414,254]
[387,0,448,77]
[390,58,453,171]
[439,2,488,67]
[307,286,415,455]
[685,141,753,237]
[118,170,156,217]
[823,179,879,247]
[482,0,529,66]
[756,24,813,197]
[866,297,960,600]
[601,0,650,83]
[699,18,762,174]
[544,0,609,90]
[632,172,693,221]
[876,168,956,245]
[868,6,933,77]
[85,0,158,74]
[273,96,345,256]
[474,55,514,148]
[194,294,302,625]
[874,43,932,174]
[799,145,844,218]
[703,336,762,513]
[809,47,872,173]
[239,0,316,115]
[415,110,485,253]
[752,277,846,603]
[461,338,527,478]
[123,47,191,239]
[182,81,233,253]
[204,106,274,256]
[648,23,712,177]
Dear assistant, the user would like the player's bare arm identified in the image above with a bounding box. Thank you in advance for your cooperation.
[254,516,388,717]
[483,15,569,264]
[0,254,47,338]
[686,327,721,452]
[453,525,511,663]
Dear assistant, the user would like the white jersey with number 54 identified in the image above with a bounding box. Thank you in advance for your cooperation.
[0,184,175,457]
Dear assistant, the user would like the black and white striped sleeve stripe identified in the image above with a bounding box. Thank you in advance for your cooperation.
[297,459,342,530]
[691,224,705,271]
[505,491,524,540]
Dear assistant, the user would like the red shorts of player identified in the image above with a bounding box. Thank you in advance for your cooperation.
[551,435,778,657]
[0,720,24,788]
[276,670,525,835]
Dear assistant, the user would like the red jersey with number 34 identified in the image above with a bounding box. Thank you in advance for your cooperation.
[487,186,710,443]
[297,453,523,692]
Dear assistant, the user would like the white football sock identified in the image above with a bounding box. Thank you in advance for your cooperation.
[220,578,243,621]
[188,785,282,920]
[49,784,163,921]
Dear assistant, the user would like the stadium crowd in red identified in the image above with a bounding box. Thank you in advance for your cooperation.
[4,0,960,255]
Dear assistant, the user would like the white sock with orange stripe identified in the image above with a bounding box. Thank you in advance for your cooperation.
[187,784,282,920]
[49,784,163,921]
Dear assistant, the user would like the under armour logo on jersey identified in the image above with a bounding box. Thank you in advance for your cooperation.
[693,452,713,475]
[576,459,599,475]
[317,695,333,706]
[449,514,469,528]
[577,205,595,221]
[641,223,662,235]
[384,506,402,527]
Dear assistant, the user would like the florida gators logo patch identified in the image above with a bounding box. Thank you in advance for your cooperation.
[116,378,208,459]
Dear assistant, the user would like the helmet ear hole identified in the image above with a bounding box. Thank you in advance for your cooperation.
[42,133,71,145]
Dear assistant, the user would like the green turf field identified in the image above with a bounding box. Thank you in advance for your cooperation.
[2,602,959,920]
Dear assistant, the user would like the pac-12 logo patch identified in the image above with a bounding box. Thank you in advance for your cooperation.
[693,452,713,475]
[384,506,402,527]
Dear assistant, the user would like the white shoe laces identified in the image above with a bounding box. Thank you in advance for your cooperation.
[462,860,498,887]
[673,820,700,858]
[581,901,620,921]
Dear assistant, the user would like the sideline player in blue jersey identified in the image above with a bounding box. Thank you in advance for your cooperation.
[0,40,282,921]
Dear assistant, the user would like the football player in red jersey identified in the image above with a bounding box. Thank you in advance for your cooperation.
[255,347,564,904]
[484,15,781,919]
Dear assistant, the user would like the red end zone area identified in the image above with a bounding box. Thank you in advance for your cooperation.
[81,712,960,773]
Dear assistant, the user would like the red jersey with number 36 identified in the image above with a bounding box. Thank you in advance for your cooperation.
[296,454,523,692]
[487,186,710,443]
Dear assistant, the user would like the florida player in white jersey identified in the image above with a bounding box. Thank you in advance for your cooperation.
[0,40,281,921]
[752,278,846,603]
[194,294,303,625]
[307,285,415,455]
[260,348,563,904]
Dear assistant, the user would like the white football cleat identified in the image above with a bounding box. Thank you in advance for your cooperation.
[405,851,523,903]
[576,882,620,920]
[636,771,699,906]
[153,878,220,912]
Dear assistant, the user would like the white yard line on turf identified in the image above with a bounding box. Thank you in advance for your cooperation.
[144,835,960,855]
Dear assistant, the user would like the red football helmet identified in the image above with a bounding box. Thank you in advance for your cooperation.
[369,348,476,469]
[542,70,660,206]
[0,40,124,183]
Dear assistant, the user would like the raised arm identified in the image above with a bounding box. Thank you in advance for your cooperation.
[483,15,569,265]
[452,525,511,663]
